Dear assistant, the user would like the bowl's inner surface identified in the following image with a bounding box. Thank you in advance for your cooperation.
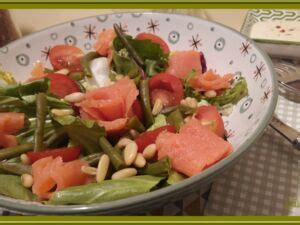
[0,12,277,214]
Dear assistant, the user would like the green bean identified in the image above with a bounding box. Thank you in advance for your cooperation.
[99,137,124,170]
[138,157,171,177]
[81,51,100,78]
[113,23,144,68]
[166,108,184,131]
[7,157,21,163]
[125,116,145,133]
[0,143,34,161]
[81,153,103,166]
[0,162,31,175]
[139,79,154,128]
[0,79,49,97]
[34,93,48,152]
[0,175,37,201]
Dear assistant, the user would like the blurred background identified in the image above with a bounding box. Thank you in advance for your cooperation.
[10,9,247,35]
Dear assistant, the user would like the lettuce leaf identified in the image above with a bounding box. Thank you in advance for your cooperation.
[49,175,163,205]
[207,77,248,106]
[113,36,168,74]
[112,51,139,78]
[53,115,106,155]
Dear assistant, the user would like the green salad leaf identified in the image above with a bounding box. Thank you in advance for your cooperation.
[113,36,168,74]
[49,175,163,205]
[0,175,37,201]
[167,170,186,185]
[207,77,248,106]
[138,157,171,177]
[145,59,165,77]
[53,115,106,155]
[147,114,167,131]
[112,51,140,78]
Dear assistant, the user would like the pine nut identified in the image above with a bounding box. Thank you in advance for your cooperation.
[115,75,124,81]
[134,153,146,168]
[129,129,139,139]
[51,109,73,117]
[21,174,33,188]
[111,168,137,180]
[64,92,85,103]
[204,90,217,98]
[152,99,163,115]
[184,116,192,123]
[142,144,157,160]
[123,142,138,166]
[20,154,30,165]
[96,154,110,183]
[180,97,198,108]
[55,68,70,75]
[81,166,97,175]
[117,137,134,148]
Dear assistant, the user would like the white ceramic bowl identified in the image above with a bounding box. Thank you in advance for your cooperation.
[0,12,277,215]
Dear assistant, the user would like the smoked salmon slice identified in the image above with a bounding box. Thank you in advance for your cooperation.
[156,119,232,177]
[93,28,116,56]
[166,51,203,79]
[32,156,90,200]
[190,69,233,91]
[77,77,138,133]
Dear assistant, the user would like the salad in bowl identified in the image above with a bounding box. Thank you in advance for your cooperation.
[0,12,277,214]
[0,23,247,205]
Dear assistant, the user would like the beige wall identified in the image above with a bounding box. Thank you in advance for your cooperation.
[9,9,248,36]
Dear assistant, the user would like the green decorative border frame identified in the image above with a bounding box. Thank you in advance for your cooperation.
[0,0,299,8]
[2,216,300,224]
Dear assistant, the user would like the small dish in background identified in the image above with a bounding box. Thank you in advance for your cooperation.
[241,9,300,59]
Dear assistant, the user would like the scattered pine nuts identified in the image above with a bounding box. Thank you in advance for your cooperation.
[123,142,138,166]
[96,154,110,183]
[81,166,97,176]
[204,90,217,98]
[111,168,137,180]
[20,154,30,165]
[142,144,157,160]
[55,68,70,75]
[21,174,33,188]
[117,137,134,148]
[64,92,85,103]
[152,99,163,116]
[115,75,124,81]
[51,108,73,117]
[180,97,198,108]
[133,153,146,168]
